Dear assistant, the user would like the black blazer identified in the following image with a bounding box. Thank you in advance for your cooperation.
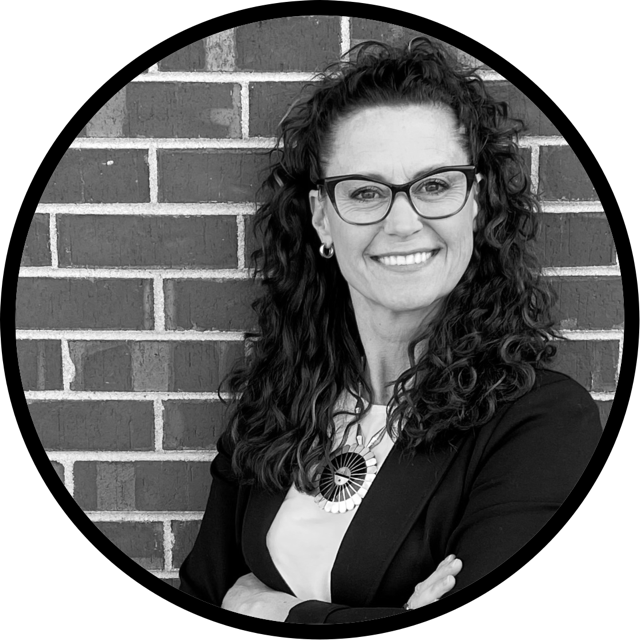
[179,370,602,623]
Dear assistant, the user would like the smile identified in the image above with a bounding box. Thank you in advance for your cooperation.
[374,250,438,267]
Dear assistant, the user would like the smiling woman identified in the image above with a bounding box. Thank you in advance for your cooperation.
[310,106,478,319]
[178,38,601,623]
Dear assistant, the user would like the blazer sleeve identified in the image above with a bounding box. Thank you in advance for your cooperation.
[443,374,602,595]
[178,431,250,605]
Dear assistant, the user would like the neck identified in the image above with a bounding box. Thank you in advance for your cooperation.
[350,292,435,405]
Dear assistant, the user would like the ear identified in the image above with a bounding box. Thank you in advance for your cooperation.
[309,189,333,246]
[472,173,484,231]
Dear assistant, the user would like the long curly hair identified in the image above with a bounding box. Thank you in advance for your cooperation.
[224,38,557,493]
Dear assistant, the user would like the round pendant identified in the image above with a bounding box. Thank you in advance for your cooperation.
[313,441,378,514]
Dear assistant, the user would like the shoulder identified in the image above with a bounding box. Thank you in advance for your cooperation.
[499,368,602,430]
[480,368,602,463]
[518,368,600,418]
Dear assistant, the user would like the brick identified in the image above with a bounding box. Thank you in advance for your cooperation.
[538,147,598,201]
[171,520,201,568]
[95,521,164,570]
[74,462,98,509]
[51,461,65,482]
[350,18,484,69]
[69,342,133,391]
[596,400,612,428]
[58,215,238,268]
[15,278,154,329]
[124,83,241,138]
[165,279,259,331]
[67,341,243,392]
[41,150,149,203]
[21,213,50,266]
[69,340,172,391]
[486,82,559,136]
[164,401,230,449]
[236,17,341,72]
[173,342,245,391]
[204,31,236,71]
[17,340,63,390]
[552,340,618,392]
[159,40,206,71]
[549,277,623,330]
[249,82,307,137]
[158,150,268,203]
[84,89,127,137]
[535,213,615,267]
[74,461,212,511]
[28,400,154,450]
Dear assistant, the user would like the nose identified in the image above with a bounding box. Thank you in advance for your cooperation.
[382,192,424,236]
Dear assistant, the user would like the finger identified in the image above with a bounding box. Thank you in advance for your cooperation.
[417,558,462,592]
[411,575,456,608]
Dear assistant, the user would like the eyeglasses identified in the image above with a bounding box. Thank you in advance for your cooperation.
[317,165,476,225]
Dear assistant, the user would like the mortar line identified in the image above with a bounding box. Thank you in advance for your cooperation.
[17,329,246,341]
[556,330,624,341]
[20,265,620,278]
[67,135,559,150]
[36,203,257,216]
[153,399,164,452]
[340,16,351,57]
[541,265,621,277]
[590,392,615,402]
[529,144,540,194]
[146,64,159,73]
[34,202,604,215]
[129,69,503,83]
[617,335,624,382]
[19,266,252,279]
[163,520,175,572]
[70,137,276,150]
[48,451,217,463]
[153,277,166,330]
[48,213,59,268]
[148,144,158,203]
[60,339,75,391]
[237,213,246,270]
[85,511,205,521]
[240,82,250,138]
[28,390,235,401]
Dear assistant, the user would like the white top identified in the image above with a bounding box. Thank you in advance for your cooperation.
[266,399,395,602]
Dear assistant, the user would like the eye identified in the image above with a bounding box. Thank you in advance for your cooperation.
[349,186,386,200]
[415,178,450,195]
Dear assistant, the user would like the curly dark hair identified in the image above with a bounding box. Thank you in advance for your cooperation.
[225,37,557,493]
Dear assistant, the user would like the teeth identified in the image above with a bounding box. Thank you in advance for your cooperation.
[378,251,434,266]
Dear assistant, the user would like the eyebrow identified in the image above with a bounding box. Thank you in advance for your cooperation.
[341,163,457,182]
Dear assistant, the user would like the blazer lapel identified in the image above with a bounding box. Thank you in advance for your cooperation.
[331,439,461,605]
[241,486,293,595]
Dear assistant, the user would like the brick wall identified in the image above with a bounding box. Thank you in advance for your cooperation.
[15,16,622,590]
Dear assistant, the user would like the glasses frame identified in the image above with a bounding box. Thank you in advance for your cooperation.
[317,165,477,225]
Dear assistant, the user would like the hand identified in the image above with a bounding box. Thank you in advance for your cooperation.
[404,554,463,609]
[221,572,301,621]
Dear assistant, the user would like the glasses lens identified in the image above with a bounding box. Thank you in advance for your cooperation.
[410,170,469,218]
[334,179,392,223]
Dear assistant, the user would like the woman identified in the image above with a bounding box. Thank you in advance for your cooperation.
[178,38,601,623]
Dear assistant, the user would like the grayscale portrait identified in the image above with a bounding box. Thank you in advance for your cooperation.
[13,10,627,631]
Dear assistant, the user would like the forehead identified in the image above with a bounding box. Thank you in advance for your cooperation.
[324,105,467,180]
